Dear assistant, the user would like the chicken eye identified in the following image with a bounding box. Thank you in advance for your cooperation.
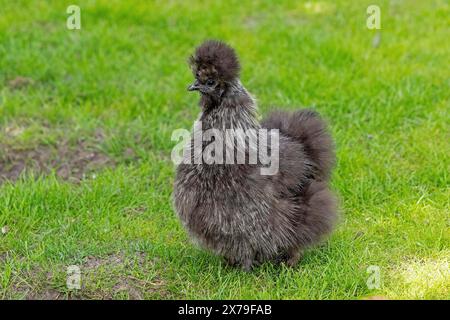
[206,79,215,86]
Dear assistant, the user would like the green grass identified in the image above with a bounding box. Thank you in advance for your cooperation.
[0,0,449,299]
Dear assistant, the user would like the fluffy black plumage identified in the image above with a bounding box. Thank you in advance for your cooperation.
[174,40,338,270]
[189,40,240,82]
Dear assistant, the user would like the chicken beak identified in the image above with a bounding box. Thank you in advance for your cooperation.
[188,80,200,91]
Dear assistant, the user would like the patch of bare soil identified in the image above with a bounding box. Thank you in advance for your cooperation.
[6,76,34,90]
[7,253,168,300]
[25,288,63,300]
[0,139,114,183]
[363,295,389,300]
[9,267,61,300]
[76,253,168,300]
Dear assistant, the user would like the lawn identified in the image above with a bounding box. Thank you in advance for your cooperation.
[0,0,448,299]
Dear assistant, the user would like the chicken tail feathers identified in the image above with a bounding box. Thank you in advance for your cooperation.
[299,180,338,245]
[262,109,335,181]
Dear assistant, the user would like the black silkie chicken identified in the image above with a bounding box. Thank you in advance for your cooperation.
[173,40,338,270]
